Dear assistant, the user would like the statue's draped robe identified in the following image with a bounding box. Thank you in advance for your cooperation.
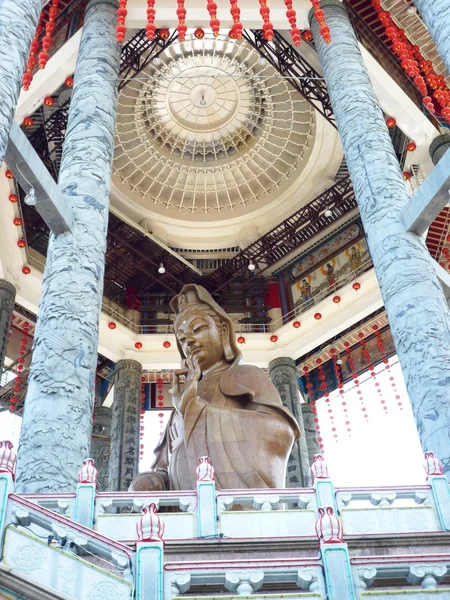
[152,363,299,490]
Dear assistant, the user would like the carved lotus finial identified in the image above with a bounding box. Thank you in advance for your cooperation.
[315,506,343,544]
[423,451,444,477]
[196,456,215,482]
[0,441,16,479]
[78,458,98,485]
[136,502,165,543]
[310,454,329,482]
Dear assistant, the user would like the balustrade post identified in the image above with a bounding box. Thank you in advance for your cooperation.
[196,457,217,538]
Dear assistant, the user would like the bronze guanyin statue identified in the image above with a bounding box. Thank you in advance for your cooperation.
[130,285,299,491]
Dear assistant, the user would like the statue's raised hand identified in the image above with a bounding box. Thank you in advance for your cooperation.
[171,356,201,414]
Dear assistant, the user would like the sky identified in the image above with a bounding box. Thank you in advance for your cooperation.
[0,358,427,488]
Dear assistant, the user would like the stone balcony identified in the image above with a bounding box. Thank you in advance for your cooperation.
[1,449,450,599]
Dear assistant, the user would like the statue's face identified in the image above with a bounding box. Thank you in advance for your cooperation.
[175,312,227,372]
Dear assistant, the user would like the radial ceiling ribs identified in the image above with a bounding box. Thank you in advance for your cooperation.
[25,28,178,178]
[242,29,336,129]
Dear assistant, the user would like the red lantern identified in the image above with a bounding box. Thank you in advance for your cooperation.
[194,28,205,39]
[403,171,412,180]
[135,341,143,349]
[159,28,170,39]
[23,117,34,127]
[293,321,301,328]
[352,282,361,291]
[108,321,117,329]
[333,295,341,303]
[237,336,245,344]
[314,313,322,320]
[407,141,417,152]
[270,335,278,343]
[8,194,18,203]
[17,239,27,248]
[5,170,14,179]
[163,340,171,348]
[116,0,128,42]
[44,96,54,107]
[65,76,74,88]
[302,30,313,42]
[207,1,220,36]
[146,0,156,41]
[22,266,31,275]
[386,117,396,128]
[13,217,23,226]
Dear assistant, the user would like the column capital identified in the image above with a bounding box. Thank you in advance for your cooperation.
[268,356,297,373]
[429,134,450,166]
[308,0,347,25]
[115,359,142,373]
[0,280,16,297]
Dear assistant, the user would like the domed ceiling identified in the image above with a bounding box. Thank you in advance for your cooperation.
[113,33,316,220]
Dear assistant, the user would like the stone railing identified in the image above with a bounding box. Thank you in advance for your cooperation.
[2,446,450,599]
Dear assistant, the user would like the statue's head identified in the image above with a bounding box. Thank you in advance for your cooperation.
[170,285,241,372]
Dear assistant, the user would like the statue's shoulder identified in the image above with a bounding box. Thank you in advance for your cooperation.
[220,363,278,400]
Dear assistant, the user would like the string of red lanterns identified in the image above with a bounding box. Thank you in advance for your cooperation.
[317,358,338,442]
[116,0,128,42]
[372,0,450,123]
[146,0,156,41]
[310,0,331,44]
[331,348,351,437]
[304,366,324,453]
[140,377,146,460]
[10,326,29,414]
[284,0,300,46]
[177,0,188,41]
[258,0,274,42]
[5,172,32,275]
[39,0,60,70]
[229,0,243,40]
[157,377,165,433]
[23,11,45,91]
[206,0,220,36]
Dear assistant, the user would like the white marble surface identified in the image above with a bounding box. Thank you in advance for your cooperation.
[311,0,450,477]
[16,0,121,493]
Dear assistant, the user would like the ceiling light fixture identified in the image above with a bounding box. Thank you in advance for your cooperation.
[24,187,37,206]
[248,260,256,271]
[158,262,166,274]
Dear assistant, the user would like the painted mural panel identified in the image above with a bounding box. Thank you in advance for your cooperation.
[289,223,371,309]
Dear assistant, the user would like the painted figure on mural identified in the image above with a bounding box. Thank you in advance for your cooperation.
[349,245,362,274]
[300,278,313,306]
[130,284,299,491]
[324,262,336,288]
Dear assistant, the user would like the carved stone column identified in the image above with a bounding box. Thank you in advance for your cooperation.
[109,360,142,491]
[302,403,321,465]
[0,281,15,375]
[91,406,112,492]
[413,1,450,76]
[269,357,310,487]
[310,0,450,475]
[15,0,121,493]
[430,134,450,166]
[0,0,42,166]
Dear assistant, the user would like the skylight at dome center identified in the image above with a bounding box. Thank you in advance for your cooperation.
[113,33,315,215]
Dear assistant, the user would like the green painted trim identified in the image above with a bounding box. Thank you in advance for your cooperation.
[135,544,163,600]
